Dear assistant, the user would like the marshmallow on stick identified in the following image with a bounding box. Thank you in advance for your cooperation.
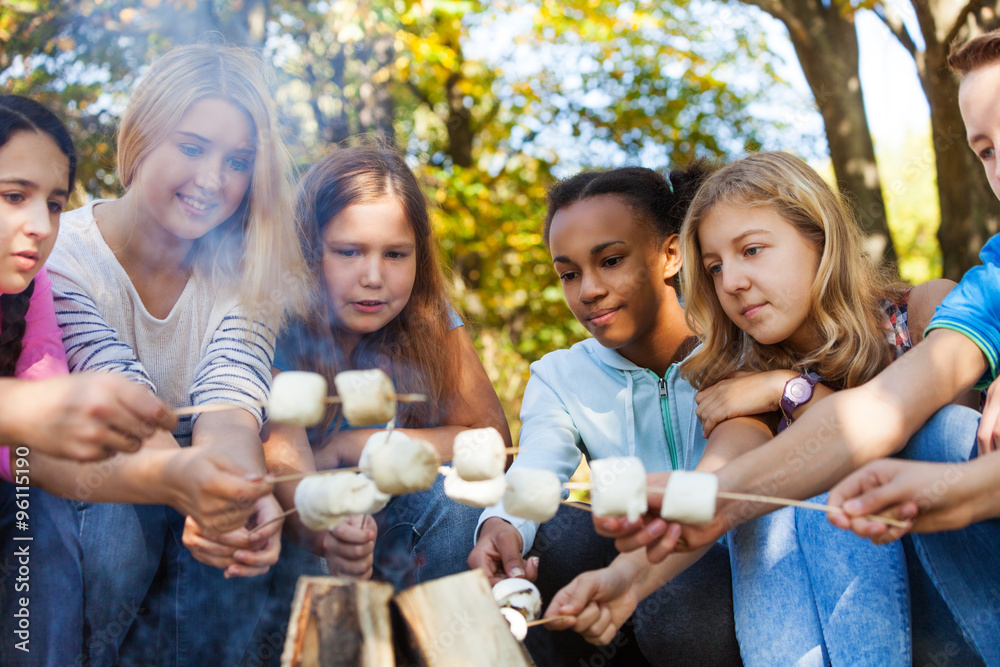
[453,427,507,481]
[358,431,410,513]
[442,468,506,507]
[269,371,328,427]
[492,578,543,622]
[293,472,380,531]
[589,456,648,522]
[334,369,397,426]
[371,437,441,495]
[503,468,562,523]
[659,471,718,524]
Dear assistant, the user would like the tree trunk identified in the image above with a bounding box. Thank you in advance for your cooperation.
[909,0,1000,279]
[744,0,898,268]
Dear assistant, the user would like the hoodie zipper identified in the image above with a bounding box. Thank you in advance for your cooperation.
[647,369,679,470]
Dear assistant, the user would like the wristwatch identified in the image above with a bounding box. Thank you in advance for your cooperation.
[780,374,818,428]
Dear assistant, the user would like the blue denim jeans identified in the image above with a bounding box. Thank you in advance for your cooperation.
[77,502,273,667]
[899,405,1000,666]
[0,487,84,667]
[372,471,482,589]
[524,503,741,667]
[729,496,911,666]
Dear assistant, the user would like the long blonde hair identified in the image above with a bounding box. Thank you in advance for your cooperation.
[680,151,903,390]
[117,42,310,326]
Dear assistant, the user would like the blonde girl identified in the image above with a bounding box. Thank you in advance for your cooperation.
[265,144,511,585]
[42,43,311,666]
[671,151,959,665]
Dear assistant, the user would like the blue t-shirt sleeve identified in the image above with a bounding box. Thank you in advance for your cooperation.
[448,306,464,329]
[926,233,1000,389]
[272,331,301,372]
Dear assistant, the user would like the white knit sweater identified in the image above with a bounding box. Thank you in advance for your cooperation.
[47,200,274,446]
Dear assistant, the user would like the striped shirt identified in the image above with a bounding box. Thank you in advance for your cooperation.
[46,200,274,446]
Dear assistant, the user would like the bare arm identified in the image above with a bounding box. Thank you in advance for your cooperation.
[713,329,987,527]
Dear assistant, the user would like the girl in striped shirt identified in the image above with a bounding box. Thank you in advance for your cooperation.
[43,44,311,666]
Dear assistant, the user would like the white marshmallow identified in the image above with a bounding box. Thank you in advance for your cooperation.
[357,430,410,513]
[589,457,648,522]
[500,607,528,641]
[503,468,562,523]
[492,578,542,621]
[442,468,506,507]
[659,471,718,525]
[333,369,397,426]
[268,371,328,427]
[453,427,507,481]
[294,472,379,531]
[371,437,441,495]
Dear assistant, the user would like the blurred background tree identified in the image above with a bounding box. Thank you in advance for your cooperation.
[0,0,980,434]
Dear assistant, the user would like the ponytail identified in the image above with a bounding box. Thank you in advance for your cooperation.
[0,281,36,377]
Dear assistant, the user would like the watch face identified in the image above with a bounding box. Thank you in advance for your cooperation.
[787,378,812,402]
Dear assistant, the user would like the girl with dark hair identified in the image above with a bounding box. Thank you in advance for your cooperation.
[264,143,511,584]
[0,94,178,463]
[0,94,182,667]
[467,165,745,666]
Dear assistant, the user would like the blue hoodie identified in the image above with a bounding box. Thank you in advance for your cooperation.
[477,337,709,554]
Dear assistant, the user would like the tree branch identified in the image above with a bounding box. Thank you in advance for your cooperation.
[873,4,918,58]
[945,0,990,49]
[740,0,814,51]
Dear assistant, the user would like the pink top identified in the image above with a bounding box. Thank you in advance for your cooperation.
[1,268,69,481]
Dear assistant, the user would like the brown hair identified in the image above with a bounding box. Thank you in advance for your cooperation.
[948,30,1000,76]
[283,143,459,439]
[680,151,904,390]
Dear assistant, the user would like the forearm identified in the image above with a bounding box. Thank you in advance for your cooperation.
[194,410,266,473]
[715,330,989,526]
[0,379,32,444]
[956,453,1000,524]
[262,423,323,551]
[29,432,179,504]
[615,544,713,603]
[697,416,773,473]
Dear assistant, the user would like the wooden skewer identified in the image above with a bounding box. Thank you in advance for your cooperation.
[560,500,592,512]
[713,491,909,528]
[248,507,298,535]
[562,482,907,528]
[172,403,246,417]
[324,393,427,404]
[526,615,575,627]
[265,466,368,484]
[173,392,428,418]
[562,482,590,491]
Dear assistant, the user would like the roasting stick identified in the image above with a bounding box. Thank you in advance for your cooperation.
[263,445,523,486]
[562,482,906,527]
[248,507,298,535]
[172,403,248,417]
[526,615,575,628]
[171,393,427,418]
[711,490,909,528]
[264,466,368,484]
[324,393,427,404]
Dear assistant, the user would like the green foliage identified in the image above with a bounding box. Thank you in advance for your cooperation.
[3,0,796,434]
[876,130,943,284]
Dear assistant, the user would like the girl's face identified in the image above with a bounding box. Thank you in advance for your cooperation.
[322,199,417,342]
[0,130,69,294]
[698,202,822,354]
[132,97,255,241]
[549,195,677,364]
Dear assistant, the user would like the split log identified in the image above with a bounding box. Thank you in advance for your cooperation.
[281,576,395,667]
[393,569,533,667]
